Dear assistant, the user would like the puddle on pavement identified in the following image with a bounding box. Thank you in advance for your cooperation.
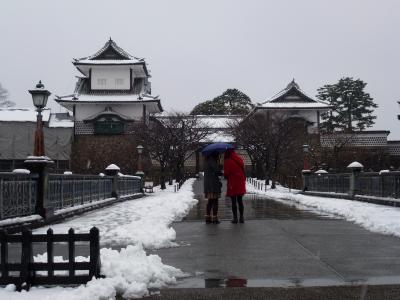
[184,179,336,221]
[172,275,400,289]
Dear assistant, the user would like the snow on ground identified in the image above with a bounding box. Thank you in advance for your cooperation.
[0,179,197,300]
[247,182,400,238]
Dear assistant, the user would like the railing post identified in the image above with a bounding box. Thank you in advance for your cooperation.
[347,162,363,198]
[0,230,9,279]
[68,228,75,278]
[20,228,33,290]
[302,170,311,191]
[60,177,64,209]
[105,165,120,199]
[89,227,101,278]
[24,157,54,219]
[47,228,54,278]
[0,179,3,220]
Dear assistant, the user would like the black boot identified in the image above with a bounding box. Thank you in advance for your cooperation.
[231,212,238,224]
[239,215,244,223]
[205,215,212,224]
[212,216,220,224]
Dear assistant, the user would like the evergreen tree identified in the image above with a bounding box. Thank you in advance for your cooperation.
[317,77,377,132]
[190,88,254,115]
[0,83,15,108]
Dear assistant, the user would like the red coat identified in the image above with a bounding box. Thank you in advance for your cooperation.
[224,151,246,197]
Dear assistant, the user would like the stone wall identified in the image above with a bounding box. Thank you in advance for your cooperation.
[71,135,140,174]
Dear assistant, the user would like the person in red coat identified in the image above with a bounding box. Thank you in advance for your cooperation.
[224,149,246,223]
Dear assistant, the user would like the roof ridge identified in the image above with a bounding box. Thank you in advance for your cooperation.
[74,39,144,62]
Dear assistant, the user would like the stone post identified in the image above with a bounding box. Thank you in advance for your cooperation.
[347,161,363,198]
[24,156,54,219]
[302,169,311,192]
[105,164,120,199]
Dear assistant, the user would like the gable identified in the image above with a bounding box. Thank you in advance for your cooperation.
[270,86,316,103]
[93,44,128,60]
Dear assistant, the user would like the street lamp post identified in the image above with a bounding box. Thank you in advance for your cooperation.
[302,144,310,171]
[25,81,53,218]
[302,144,311,192]
[136,145,144,175]
[29,81,51,156]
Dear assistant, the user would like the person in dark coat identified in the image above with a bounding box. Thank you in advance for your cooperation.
[203,151,222,224]
[224,149,246,223]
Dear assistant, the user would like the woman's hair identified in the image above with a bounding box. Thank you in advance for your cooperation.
[224,149,234,159]
[209,151,220,159]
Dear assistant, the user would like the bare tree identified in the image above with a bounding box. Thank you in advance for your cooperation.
[0,83,15,108]
[231,112,309,188]
[320,132,356,172]
[137,113,210,189]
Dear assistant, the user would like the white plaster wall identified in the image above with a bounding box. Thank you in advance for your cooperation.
[75,103,144,121]
[91,66,130,90]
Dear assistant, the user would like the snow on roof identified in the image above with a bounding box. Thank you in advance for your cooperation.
[195,115,241,129]
[48,113,74,128]
[74,59,141,65]
[57,94,158,102]
[0,108,50,122]
[74,39,144,64]
[259,102,331,109]
[201,131,235,143]
[259,79,331,110]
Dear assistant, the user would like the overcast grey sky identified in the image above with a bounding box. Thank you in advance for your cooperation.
[1,0,399,137]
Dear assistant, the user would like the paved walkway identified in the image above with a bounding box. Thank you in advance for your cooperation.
[147,178,400,298]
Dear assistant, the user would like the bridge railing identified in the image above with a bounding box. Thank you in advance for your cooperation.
[303,171,400,199]
[0,172,38,220]
[305,173,351,194]
[47,174,114,210]
[0,170,142,222]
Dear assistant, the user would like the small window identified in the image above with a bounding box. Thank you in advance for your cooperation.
[94,115,124,135]
[115,78,124,86]
[97,78,106,86]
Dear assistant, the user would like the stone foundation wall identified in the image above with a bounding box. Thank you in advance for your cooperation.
[71,135,140,174]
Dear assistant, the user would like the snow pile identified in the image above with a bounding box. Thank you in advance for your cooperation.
[36,179,197,248]
[0,245,185,300]
[247,182,400,237]
[0,179,197,299]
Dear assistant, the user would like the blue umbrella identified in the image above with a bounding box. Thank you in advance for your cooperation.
[201,142,234,156]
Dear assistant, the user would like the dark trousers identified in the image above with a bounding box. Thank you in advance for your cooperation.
[231,195,244,219]
[206,198,219,216]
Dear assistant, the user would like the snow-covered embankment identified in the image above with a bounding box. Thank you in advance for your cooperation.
[0,179,198,300]
[247,182,400,238]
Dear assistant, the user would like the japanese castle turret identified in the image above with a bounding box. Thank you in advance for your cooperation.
[254,79,331,133]
[56,39,163,173]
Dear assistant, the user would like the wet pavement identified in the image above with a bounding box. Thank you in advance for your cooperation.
[150,178,400,290]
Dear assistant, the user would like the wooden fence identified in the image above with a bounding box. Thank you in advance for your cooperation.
[0,227,101,290]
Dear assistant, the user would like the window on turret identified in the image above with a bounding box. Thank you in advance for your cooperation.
[94,115,124,135]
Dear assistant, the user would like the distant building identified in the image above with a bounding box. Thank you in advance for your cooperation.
[0,108,73,172]
[55,39,163,173]
[253,79,332,133]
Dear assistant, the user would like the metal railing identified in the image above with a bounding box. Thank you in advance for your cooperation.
[118,175,142,196]
[305,173,351,194]
[0,171,143,221]
[47,174,114,210]
[304,171,400,199]
[357,172,400,199]
[0,173,38,220]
